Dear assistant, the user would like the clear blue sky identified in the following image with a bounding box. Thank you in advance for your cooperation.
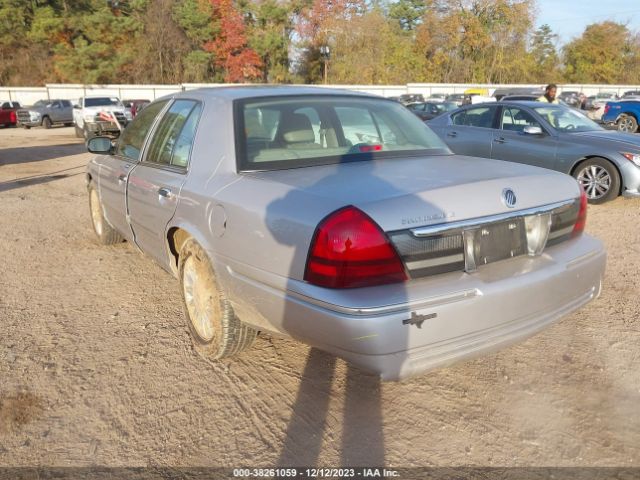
[536,1,640,44]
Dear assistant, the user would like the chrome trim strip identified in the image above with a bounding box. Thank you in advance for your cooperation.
[287,288,482,316]
[406,253,464,270]
[548,225,573,240]
[410,200,575,237]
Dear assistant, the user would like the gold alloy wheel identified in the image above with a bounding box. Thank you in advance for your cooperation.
[182,254,220,343]
[89,188,103,237]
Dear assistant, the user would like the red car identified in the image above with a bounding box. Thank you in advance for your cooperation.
[0,101,21,127]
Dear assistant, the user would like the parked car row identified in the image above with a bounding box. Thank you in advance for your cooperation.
[0,96,151,136]
[83,87,607,380]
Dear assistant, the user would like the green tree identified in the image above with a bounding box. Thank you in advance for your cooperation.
[528,24,560,82]
[388,0,426,31]
[563,21,640,83]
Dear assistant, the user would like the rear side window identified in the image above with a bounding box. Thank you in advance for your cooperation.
[236,95,450,171]
[115,100,168,160]
[145,100,201,168]
[457,106,497,128]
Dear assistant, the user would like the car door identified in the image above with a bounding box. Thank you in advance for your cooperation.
[127,99,202,265]
[60,100,73,123]
[98,100,169,240]
[49,101,63,123]
[491,106,559,170]
[441,105,498,158]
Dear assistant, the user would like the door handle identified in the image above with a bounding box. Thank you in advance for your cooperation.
[447,131,457,138]
[117,174,126,184]
[158,187,173,199]
[494,137,506,144]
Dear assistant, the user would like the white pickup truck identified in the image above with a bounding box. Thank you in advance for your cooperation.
[73,96,132,139]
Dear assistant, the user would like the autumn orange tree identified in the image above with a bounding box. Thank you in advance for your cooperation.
[204,0,262,82]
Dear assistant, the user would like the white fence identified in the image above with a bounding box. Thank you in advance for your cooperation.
[2,82,640,105]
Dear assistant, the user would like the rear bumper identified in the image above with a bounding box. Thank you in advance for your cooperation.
[221,234,606,381]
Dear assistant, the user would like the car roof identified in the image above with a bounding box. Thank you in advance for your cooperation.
[170,86,379,102]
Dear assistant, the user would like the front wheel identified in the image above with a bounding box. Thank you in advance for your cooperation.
[42,116,52,129]
[574,158,620,204]
[83,125,95,140]
[178,239,257,360]
[88,184,124,245]
[74,124,83,138]
[617,114,638,133]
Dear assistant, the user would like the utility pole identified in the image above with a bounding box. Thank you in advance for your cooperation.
[320,45,330,85]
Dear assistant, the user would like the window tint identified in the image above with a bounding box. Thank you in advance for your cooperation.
[171,104,202,168]
[335,106,380,145]
[238,96,450,170]
[61,100,71,107]
[501,107,541,132]
[459,106,497,128]
[145,100,199,166]
[115,100,168,160]
[85,97,120,107]
[451,111,466,125]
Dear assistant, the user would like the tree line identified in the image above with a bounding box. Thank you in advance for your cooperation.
[1,0,639,86]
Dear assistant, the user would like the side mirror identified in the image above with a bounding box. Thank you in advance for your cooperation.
[87,136,113,154]
[73,104,80,109]
[523,126,543,135]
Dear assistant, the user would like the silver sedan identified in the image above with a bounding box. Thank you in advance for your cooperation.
[427,101,640,203]
[85,87,606,380]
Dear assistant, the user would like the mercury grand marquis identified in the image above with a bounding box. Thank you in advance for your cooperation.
[85,87,606,380]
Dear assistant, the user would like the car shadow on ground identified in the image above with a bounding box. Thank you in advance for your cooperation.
[276,349,385,466]
[0,169,84,193]
[0,143,85,166]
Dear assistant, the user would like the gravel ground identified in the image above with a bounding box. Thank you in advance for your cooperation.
[0,127,639,470]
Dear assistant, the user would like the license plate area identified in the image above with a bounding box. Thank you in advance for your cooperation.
[464,218,527,271]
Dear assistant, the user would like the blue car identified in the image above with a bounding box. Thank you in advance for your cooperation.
[602,100,640,133]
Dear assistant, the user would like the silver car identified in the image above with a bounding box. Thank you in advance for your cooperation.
[428,101,640,204]
[85,87,606,380]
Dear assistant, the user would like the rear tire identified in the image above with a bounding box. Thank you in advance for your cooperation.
[178,239,257,360]
[42,116,52,129]
[617,114,638,133]
[88,184,124,245]
[573,157,620,204]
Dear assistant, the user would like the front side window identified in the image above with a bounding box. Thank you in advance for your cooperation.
[145,100,201,167]
[237,95,450,171]
[115,100,168,160]
[501,107,542,132]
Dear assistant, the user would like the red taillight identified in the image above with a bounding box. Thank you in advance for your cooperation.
[604,104,610,115]
[572,190,588,236]
[304,206,407,289]
[9,111,16,123]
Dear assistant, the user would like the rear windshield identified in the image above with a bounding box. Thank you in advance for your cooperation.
[236,95,450,171]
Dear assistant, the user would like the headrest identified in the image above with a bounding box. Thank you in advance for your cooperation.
[280,113,315,144]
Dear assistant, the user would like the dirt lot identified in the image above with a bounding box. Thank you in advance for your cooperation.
[0,127,639,470]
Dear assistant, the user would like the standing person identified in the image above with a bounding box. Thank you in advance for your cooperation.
[537,84,559,104]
